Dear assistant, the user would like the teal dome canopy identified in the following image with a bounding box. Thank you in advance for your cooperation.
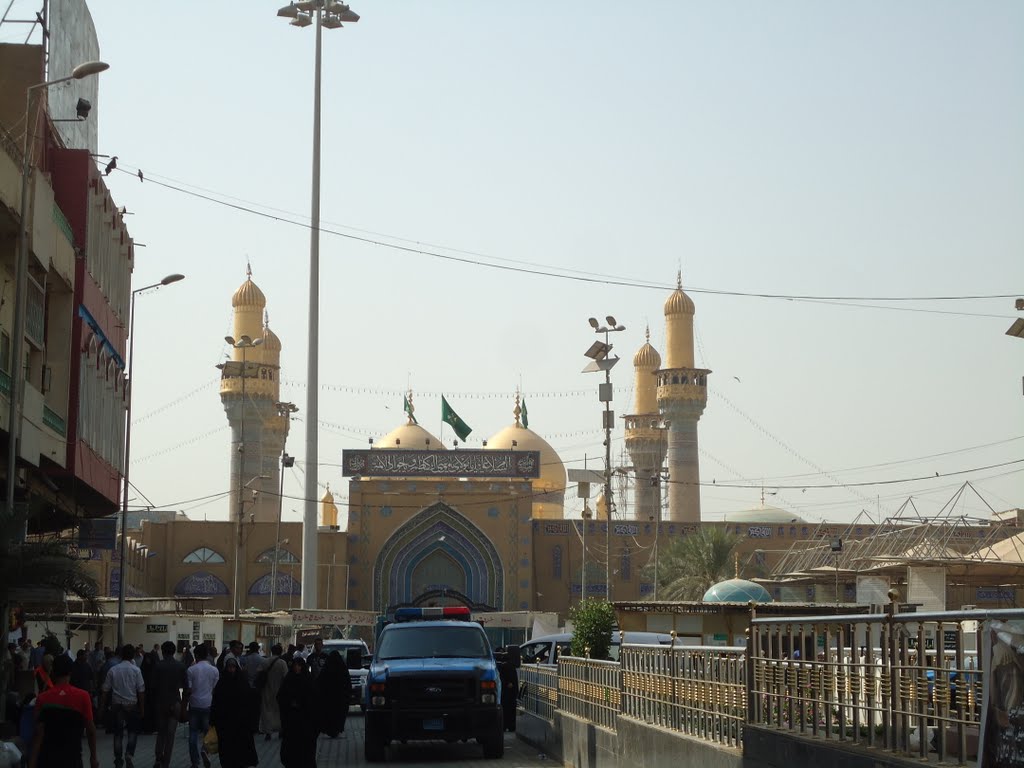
[702,578,773,604]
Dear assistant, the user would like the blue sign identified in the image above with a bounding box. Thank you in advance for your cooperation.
[79,517,117,550]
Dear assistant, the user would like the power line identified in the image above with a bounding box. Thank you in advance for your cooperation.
[112,165,1020,310]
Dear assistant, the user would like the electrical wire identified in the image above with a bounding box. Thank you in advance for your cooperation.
[111,165,1021,309]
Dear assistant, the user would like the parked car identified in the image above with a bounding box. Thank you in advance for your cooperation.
[520,631,673,665]
[323,639,371,708]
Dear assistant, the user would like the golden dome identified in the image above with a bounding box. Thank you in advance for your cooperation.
[263,325,282,352]
[376,422,446,451]
[321,487,335,503]
[664,271,695,317]
[485,423,566,496]
[633,327,661,369]
[233,277,266,309]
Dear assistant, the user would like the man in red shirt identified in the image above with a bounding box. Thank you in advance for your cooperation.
[29,654,99,768]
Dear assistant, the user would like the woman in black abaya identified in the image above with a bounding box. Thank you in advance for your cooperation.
[315,651,351,738]
[211,656,259,768]
[277,655,318,768]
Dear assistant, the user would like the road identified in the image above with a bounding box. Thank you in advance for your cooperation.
[90,711,556,767]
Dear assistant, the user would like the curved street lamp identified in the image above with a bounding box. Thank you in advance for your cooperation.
[116,273,186,647]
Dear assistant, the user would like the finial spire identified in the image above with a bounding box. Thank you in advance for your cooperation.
[246,260,252,279]
[734,552,740,579]
[513,389,522,427]
[405,389,416,425]
[645,324,650,343]
[264,309,269,328]
[676,269,682,290]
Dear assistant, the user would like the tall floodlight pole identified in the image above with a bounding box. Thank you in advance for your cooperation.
[116,274,184,648]
[276,0,360,611]
[582,316,625,602]
[6,61,108,540]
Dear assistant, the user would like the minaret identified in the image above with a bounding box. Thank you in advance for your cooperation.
[655,273,710,522]
[219,267,288,523]
[624,327,667,521]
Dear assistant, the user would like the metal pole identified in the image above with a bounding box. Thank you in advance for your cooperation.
[301,0,323,611]
[233,344,247,620]
[115,288,139,648]
[5,85,35,543]
[270,452,286,612]
[604,331,613,602]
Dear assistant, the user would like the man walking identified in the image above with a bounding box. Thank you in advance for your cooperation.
[100,645,145,768]
[151,641,188,768]
[28,654,99,768]
[306,638,328,680]
[186,643,219,768]
[241,642,266,687]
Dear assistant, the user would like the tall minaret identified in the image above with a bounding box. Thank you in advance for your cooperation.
[623,327,667,521]
[219,267,289,523]
[655,273,710,522]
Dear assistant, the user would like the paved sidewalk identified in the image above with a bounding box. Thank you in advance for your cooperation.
[93,713,555,767]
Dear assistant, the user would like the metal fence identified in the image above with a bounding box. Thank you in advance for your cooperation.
[519,663,559,723]
[621,644,747,748]
[558,656,622,731]
[749,609,1021,764]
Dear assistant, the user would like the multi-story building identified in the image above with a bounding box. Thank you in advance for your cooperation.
[0,39,132,533]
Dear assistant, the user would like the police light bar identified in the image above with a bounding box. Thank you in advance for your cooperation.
[394,606,472,622]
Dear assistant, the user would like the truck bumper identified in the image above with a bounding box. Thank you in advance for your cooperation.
[365,706,502,742]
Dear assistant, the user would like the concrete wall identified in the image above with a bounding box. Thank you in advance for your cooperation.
[518,710,745,768]
[743,726,923,768]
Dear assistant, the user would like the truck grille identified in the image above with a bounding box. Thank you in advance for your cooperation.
[392,677,475,707]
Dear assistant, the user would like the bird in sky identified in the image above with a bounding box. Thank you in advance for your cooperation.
[733,376,741,382]
[104,156,117,175]
[137,169,144,183]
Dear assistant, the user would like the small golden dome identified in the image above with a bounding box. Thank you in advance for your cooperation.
[232,277,266,309]
[263,325,282,352]
[376,422,446,451]
[485,423,566,494]
[664,271,695,316]
[321,486,335,503]
[633,327,661,369]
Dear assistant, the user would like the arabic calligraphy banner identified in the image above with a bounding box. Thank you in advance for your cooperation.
[342,449,541,479]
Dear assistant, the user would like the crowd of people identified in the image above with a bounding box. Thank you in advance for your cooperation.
[6,635,355,768]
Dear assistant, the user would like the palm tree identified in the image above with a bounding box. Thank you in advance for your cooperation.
[0,515,101,718]
[644,526,741,600]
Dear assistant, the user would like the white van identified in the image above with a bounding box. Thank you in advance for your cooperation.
[520,631,673,665]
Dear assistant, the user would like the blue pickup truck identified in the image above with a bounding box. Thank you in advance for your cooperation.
[363,606,516,762]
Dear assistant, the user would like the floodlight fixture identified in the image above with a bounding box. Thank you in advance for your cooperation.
[606,315,617,327]
[321,14,343,29]
[75,98,92,119]
[588,317,600,329]
[225,335,236,345]
[277,2,300,17]
[291,13,313,27]
[295,0,316,10]
[161,273,185,285]
[1007,318,1024,339]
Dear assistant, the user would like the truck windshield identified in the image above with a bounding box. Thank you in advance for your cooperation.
[378,626,490,660]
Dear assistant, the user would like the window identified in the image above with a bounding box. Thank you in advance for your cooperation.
[183,547,225,564]
[256,548,299,564]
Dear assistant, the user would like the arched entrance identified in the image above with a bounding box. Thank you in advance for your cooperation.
[374,502,503,612]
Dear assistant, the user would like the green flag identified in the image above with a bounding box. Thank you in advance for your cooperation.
[441,395,472,441]
[521,398,529,429]
[403,395,417,424]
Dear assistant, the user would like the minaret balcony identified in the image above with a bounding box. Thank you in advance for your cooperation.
[623,414,666,444]
[655,366,710,404]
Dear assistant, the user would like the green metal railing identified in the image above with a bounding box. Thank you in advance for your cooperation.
[52,203,74,246]
[42,405,67,437]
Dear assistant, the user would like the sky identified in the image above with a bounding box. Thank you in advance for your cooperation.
[4,1,1023,527]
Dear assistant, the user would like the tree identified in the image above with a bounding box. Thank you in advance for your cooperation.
[0,515,101,719]
[568,599,616,660]
[644,526,741,601]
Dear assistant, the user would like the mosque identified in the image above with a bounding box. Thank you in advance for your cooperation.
[87,270,1021,626]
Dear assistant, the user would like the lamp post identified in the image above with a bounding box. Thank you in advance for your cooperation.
[226,334,264,619]
[271,400,297,612]
[269,536,290,613]
[115,273,185,648]
[276,0,360,611]
[583,315,625,601]
[6,60,109,539]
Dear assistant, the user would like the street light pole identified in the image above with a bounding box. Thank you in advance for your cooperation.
[271,401,297,612]
[6,60,109,540]
[276,0,359,612]
[583,315,625,602]
[116,274,184,648]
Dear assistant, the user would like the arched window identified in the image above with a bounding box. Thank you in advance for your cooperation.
[256,548,299,564]
[183,547,225,564]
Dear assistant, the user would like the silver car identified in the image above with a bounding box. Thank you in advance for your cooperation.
[520,631,673,665]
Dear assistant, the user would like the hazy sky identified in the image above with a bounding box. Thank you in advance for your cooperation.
[5,1,1022,526]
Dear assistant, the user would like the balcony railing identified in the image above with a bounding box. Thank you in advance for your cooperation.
[42,405,66,437]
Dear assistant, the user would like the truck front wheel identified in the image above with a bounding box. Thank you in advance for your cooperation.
[364,720,387,763]
[482,724,505,759]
